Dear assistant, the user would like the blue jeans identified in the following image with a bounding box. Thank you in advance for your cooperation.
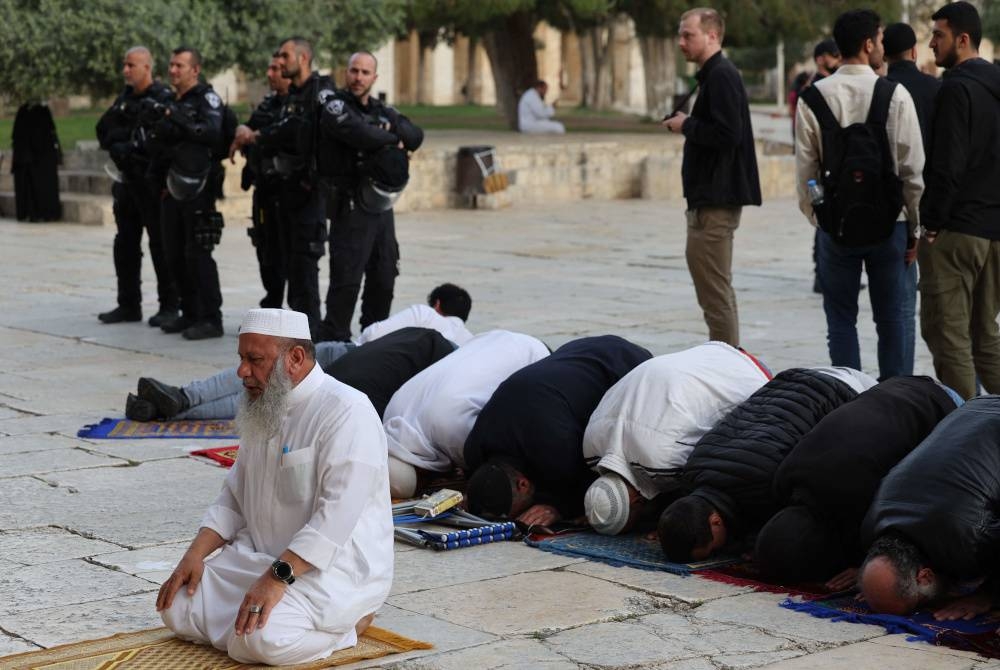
[902,248,918,375]
[177,341,354,419]
[816,222,906,380]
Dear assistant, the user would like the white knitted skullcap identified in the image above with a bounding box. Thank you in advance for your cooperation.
[585,473,632,535]
[239,309,311,340]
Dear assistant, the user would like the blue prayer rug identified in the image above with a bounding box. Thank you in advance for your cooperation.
[77,417,238,439]
[524,531,739,575]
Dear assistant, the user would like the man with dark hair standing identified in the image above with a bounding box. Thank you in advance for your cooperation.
[884,23,941,375]
[919,1,1000,399]
[232,37,336,333]
[97,46,179,327]
[155,47,226,340]
[232,54,290,309]
[796,10,923,380]
[812,39,841,84]
[315,51,424,343]
[662,7,760,348]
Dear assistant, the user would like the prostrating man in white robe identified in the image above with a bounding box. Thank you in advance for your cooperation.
[157,308,393,666]
[383,330,550,497]
[582,342,771,535]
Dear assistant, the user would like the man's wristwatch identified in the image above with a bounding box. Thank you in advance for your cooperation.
[271,559,295,585]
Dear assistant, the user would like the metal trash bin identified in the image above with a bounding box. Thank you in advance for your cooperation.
[456,145,507,198]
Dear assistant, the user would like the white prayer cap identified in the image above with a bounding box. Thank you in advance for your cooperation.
[239,309,311,340]
[585,473,631,535]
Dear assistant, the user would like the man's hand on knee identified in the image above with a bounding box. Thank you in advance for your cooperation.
[156,554,205,611]
[234,572,288,635]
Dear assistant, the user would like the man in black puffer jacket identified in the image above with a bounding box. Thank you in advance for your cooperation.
[658,367,875,562]
[859,395,1000,617]
[755,376,960,587]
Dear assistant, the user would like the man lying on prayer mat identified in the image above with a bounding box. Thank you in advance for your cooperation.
[383,329,549,497]
[859,395,1000,621]
[754,376,960,590]
[463,335,652,527]
[125,283,473,421]
[157,308,393,666]
[655,366,874,561]
[581,343,775,537]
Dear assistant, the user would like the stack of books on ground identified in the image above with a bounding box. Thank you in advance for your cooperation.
[392,492,517,550]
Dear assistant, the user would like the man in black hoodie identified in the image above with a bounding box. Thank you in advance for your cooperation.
[919,2,1000,399]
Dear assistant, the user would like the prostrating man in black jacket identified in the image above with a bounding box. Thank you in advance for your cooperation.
[884,23,941,376]
[662,7,761,348]
[657,367,874,562]
[755,376,959,588]
[463,336,652,528]
[919,2,1000,399]
[859,395,1000,618]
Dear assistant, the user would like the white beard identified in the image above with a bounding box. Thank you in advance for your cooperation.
[236,360,293,448]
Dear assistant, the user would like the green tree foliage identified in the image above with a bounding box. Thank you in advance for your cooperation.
[0,0,406,104]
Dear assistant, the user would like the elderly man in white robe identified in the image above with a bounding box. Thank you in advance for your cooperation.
[517,80,565,134]
[383,329,549,497]
[157,308,393,666]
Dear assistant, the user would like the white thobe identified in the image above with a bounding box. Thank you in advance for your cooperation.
[583,342,770,500]
[161,364,394,666]
[355,304,474,347]
[810,366,878,394]
[517,88,565,134]
[383,330,549,471]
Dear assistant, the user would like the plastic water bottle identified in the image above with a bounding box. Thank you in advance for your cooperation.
[807,179,825,207]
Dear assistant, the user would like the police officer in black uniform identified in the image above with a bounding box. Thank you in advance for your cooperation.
[231,53,289,308]
[315,51,424,342]
[96,46,179,326]
[151,46,226,340]
[235,37,334,332]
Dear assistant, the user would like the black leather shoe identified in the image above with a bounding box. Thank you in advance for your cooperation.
[99,307,142,324]
[148,309,180,328]
[137,377,189,419]
[182,320,224,340]
[125,393,157,422]
[160,315,194,333]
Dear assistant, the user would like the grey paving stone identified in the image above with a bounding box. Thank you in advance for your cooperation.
[0,559,155,616]
[870,633,994,662]
[566,561,752,604]
[760,640,985,669]
[87,542,190,578]
[0,434,81,456]
[388,570,658,636]
[391,541,583,595]
[0,477,83,531]
[692,592,886,646]
[0,414,95,438]
[384,638,578,670]
[544,620,691,666]
[0,592,162,648]
[82,439,213,464]
[0,633,41,657]
[0,448,128,478]
[0,407,28,421]
[639,611,797,657]
[0,527,122,565]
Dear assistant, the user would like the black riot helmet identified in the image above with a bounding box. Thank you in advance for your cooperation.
[356,145,409,213]
[166,142,212,201]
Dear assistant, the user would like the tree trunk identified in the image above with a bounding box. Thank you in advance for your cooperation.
[481,12,539,130]
[638,34,676,119]
[579,22,613,110]
[465,37,480,104]
[578,29,596,108]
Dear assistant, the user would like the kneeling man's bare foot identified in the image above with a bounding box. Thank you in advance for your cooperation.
[355,612,375,637]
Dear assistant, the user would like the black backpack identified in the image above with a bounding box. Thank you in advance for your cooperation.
[801,78,904,247]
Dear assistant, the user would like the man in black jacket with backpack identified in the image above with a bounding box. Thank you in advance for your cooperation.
[795,9,924,381]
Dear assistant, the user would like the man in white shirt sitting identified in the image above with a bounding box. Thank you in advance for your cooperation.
[517,80,565,135]
[157,308,393,665]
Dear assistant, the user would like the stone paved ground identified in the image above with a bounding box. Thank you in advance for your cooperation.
[0,197,993,669]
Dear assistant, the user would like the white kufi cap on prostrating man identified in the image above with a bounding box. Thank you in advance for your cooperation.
[239,309,311,340]
[585,473,632,535]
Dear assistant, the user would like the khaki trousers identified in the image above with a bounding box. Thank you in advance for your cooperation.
[918,229,1000,399]
[686,207,742,347]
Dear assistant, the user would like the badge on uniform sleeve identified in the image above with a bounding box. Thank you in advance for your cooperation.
[318,88,334,105]
[205,91,222,109]
[326,99,345,116]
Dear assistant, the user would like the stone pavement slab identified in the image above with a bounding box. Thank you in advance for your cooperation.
[0,527,120,565]
[0,447,127,478]
[382,638,578,670]
[760,640,990,669]
[0,559,154,616]
[0,592,162,648]
[87,542,191,581]
[565,562,752,604]
[0,434,80,456]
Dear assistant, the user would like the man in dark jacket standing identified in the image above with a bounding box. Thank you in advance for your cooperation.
[884,23,941,376]
[919,2,1000,399]
[859,395,1000,618]
[755,376,959,587]
[662,7,761,348]
[463,336,652,528]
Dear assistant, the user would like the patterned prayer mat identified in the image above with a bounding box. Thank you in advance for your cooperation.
[0,626,433,670]
[524,531,739,575]
[191,445,240,467]
[699,561,838,600]
[782,594,1000,659]
[78,418,238,439]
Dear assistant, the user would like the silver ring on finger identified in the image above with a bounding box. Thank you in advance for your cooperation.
[249,605,263,614]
